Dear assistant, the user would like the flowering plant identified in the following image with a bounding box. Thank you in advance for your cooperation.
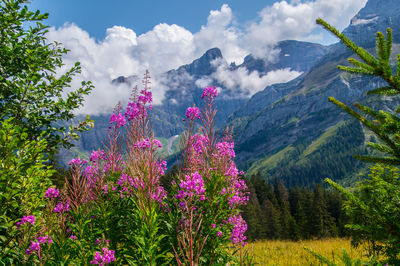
[4,73,250,265]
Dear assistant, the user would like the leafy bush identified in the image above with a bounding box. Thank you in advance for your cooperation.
[0,118,53,263]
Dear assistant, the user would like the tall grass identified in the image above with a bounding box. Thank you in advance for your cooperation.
[250,238,366,265]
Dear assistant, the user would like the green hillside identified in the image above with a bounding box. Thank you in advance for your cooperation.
[246,120,367,186]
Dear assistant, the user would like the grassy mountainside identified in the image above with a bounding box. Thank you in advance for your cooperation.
[245,120,367,186]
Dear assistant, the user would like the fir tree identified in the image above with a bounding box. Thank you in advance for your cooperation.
[317,18,400,165]
[317,18,400,264]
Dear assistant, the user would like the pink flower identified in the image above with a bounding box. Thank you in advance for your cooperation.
[70,235,77,240]
[201,86,218,100]
[54,202,70,213]
[90,248,115,265]
[188,134,209,155]
[44,187,59,199]
[175,172,205,201]
[29,241,40,253]
[90,150,105,162]
[150,185,167,203]
[217,231,222,237]
[133,138,151,149]
[227,214,247,246]
[215,141,235,158]
[153,139,162,148]
[68,158,88,166]
[16,215,35,229]
[156,160,167,176]
[109,112,126,128]
[211,223,216,228]
[185,106,201,120]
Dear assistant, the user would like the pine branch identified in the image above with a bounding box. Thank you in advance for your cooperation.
[386,28,393,61]
[376,32,387,63]
[366,142,396,155]
[338,66,375,75]
[347,58,377,74]
[316,19,379,68]
[353,155,400,165]
[367,86,398,96]
[329,97,400,159]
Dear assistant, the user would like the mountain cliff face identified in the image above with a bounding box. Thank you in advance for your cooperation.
[230,0,400,185]
[343,0,400,47]
[239,40,328,74]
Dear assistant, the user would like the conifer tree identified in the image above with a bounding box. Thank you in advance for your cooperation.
[242,182,263,240]
[317,18,400,165]
[261,199,281,239]
[317,18,400,264]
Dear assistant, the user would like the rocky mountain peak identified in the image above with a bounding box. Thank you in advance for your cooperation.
[177,47,223,76]
[343,0,400,47]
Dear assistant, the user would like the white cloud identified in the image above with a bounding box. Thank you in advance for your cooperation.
[210,59,302,97]
[245,0,367,57]
[46,1,367,114]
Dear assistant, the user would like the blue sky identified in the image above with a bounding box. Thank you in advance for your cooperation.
[29,0,275,40]
[26,0,368,115]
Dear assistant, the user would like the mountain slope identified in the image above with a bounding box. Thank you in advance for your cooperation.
[231,0,400,185]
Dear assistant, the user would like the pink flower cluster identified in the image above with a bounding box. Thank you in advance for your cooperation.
[149,185,167,203]
[133,138,163,150]
[103,153,124,174]
[138,89,152,106]
[68,158,88,166]
[44,187,59,199]
[125,89,153,121]
[125,101,141,121]
[156,160,167,176]
[153,139,162,148]
[222,179,249,208]
[227,214,247,246]
[90,248,116,265]
[90,150,106,163]
[109,113,126,129]
[25,235,52,255]
[84,165,98,185]
[16,215,35,229]
[188,134,208,155]
[117,174,140,198]
[133,138,151,149]
[175,172,206,202]
[54,202,70,213]
[215,141,235,158]
[185,106,201,121]
[201,86,218,100]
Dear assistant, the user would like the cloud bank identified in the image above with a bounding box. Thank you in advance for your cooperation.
[46,0,367,115]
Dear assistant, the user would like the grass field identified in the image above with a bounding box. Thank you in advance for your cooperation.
[247,238,366,265]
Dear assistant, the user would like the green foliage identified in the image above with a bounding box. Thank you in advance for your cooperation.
[326,164,400,264]
[317,18,400,165]
[305,247,380,266]
[242,174,346,241]
[247,120,366,186]
[0,0,93,157]
[317,18,400,264]
[0,118,53,259]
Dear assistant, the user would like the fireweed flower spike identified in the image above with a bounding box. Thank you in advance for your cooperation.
[109,112,126,129]
[90,248,116,265]
[201,86,218,100]
[44,187,59,199]
[185,106,201,120]
[16,215,35,229]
